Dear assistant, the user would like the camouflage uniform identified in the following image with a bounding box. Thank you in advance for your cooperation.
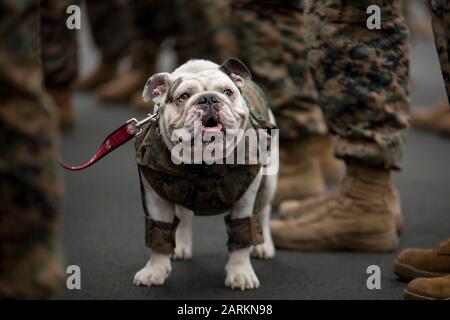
[231,0,410,169]
[135,81,273,253]
[85,0,133,62]
[203,0,240,62]
[172,0,212,63]
[130,0,179,67]
[306,0,411,170]
[230,0,329,140]
[131,0,232,66]
[0,0,64,299]
[431,0,450,98]
[41,0,79,89]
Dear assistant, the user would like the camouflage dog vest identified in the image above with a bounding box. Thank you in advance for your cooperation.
[135,81,275,253]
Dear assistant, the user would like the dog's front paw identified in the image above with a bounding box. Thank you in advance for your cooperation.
[133,264,171,287]
[251,240,275,259]
[173,243,192,260]
[225,265,260,291]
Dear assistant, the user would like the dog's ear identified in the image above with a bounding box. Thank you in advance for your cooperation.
[142,73,171,104]
[220,58,252,88]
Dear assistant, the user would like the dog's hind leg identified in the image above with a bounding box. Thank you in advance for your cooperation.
[251,204,275,259]
[251,172,276,259]
[173,205,193,260]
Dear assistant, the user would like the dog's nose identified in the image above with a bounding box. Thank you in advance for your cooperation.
[197,94,219,108]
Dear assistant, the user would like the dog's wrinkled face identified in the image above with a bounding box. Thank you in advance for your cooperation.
[142,59,252,163]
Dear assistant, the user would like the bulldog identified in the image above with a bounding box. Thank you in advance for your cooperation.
[132,58,278,290]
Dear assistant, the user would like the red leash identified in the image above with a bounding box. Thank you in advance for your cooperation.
[59,113,158,171]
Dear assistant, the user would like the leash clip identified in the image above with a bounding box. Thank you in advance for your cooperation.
[126,109,160,137]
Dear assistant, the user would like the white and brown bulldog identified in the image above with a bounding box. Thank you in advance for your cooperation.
[133,58,278,290]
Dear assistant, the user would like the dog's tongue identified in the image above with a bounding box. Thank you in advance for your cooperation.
[202,124,223,133]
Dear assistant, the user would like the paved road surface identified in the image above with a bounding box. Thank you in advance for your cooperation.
[61,36,450,300]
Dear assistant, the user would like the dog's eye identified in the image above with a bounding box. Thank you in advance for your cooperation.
[223,89,233,97]
[178,93,190,102]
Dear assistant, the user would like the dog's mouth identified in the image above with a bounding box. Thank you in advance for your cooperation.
[202,115,223,133]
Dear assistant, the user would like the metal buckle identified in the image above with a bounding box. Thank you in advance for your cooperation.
[126,118,141,135]
[126,109,160,137]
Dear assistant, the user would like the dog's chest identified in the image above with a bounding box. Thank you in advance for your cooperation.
[136,127,262,215]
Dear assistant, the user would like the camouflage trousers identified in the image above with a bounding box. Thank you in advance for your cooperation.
[306,0,410,170]
[85,0,133,61]
[130,0,182,66]
[431,0,450,99]
[231,0,411,170]
[41,0,79,88]
[0,0,64,299]
[173,0,229,63]
[130,0,232,67]
[230,0,328,140]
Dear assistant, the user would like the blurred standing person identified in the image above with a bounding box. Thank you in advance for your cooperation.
[411,100,450,136]
[175,0,231,63]
[96,0,235,109]
[267,0,410,251]
[431,0,450,102]
[41,0,79,130]
[0,0,66,298]
[203,0,240,62]
[230,0,344,208]
[96,0,180,105]
[411,0,450,137]
[403,0,434,38]
[76,0,133,92]
[393,0,450,300]
[130,0,230,109]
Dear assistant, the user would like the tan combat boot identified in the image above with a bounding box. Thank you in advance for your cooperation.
[411,101,449,130]
[272,138,326,207]
[407,18,433,39]
[95,67,150,104]
[317,136,345,183]
[270,162,399,252]
[436,111,450,137]
[279,181,405,234]
[75,59,119,92]
[404,275,450,300]
[130,90,154,111]
[394,238,450,281]
[48,88,75,131]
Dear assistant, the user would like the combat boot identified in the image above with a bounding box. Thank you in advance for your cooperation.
[131,90,154,111]
[404,275,450,300]
[270,162,399,252]
[317,136,345,183]
[407,18,433,39]
[394,238,450,281]
[411,101,449,130]
[75,59,119,92]
[95,67,150,104]
[272,138,326,207]
[48,88,75,131]
[279,181,405,234]
[436,111,450,137]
